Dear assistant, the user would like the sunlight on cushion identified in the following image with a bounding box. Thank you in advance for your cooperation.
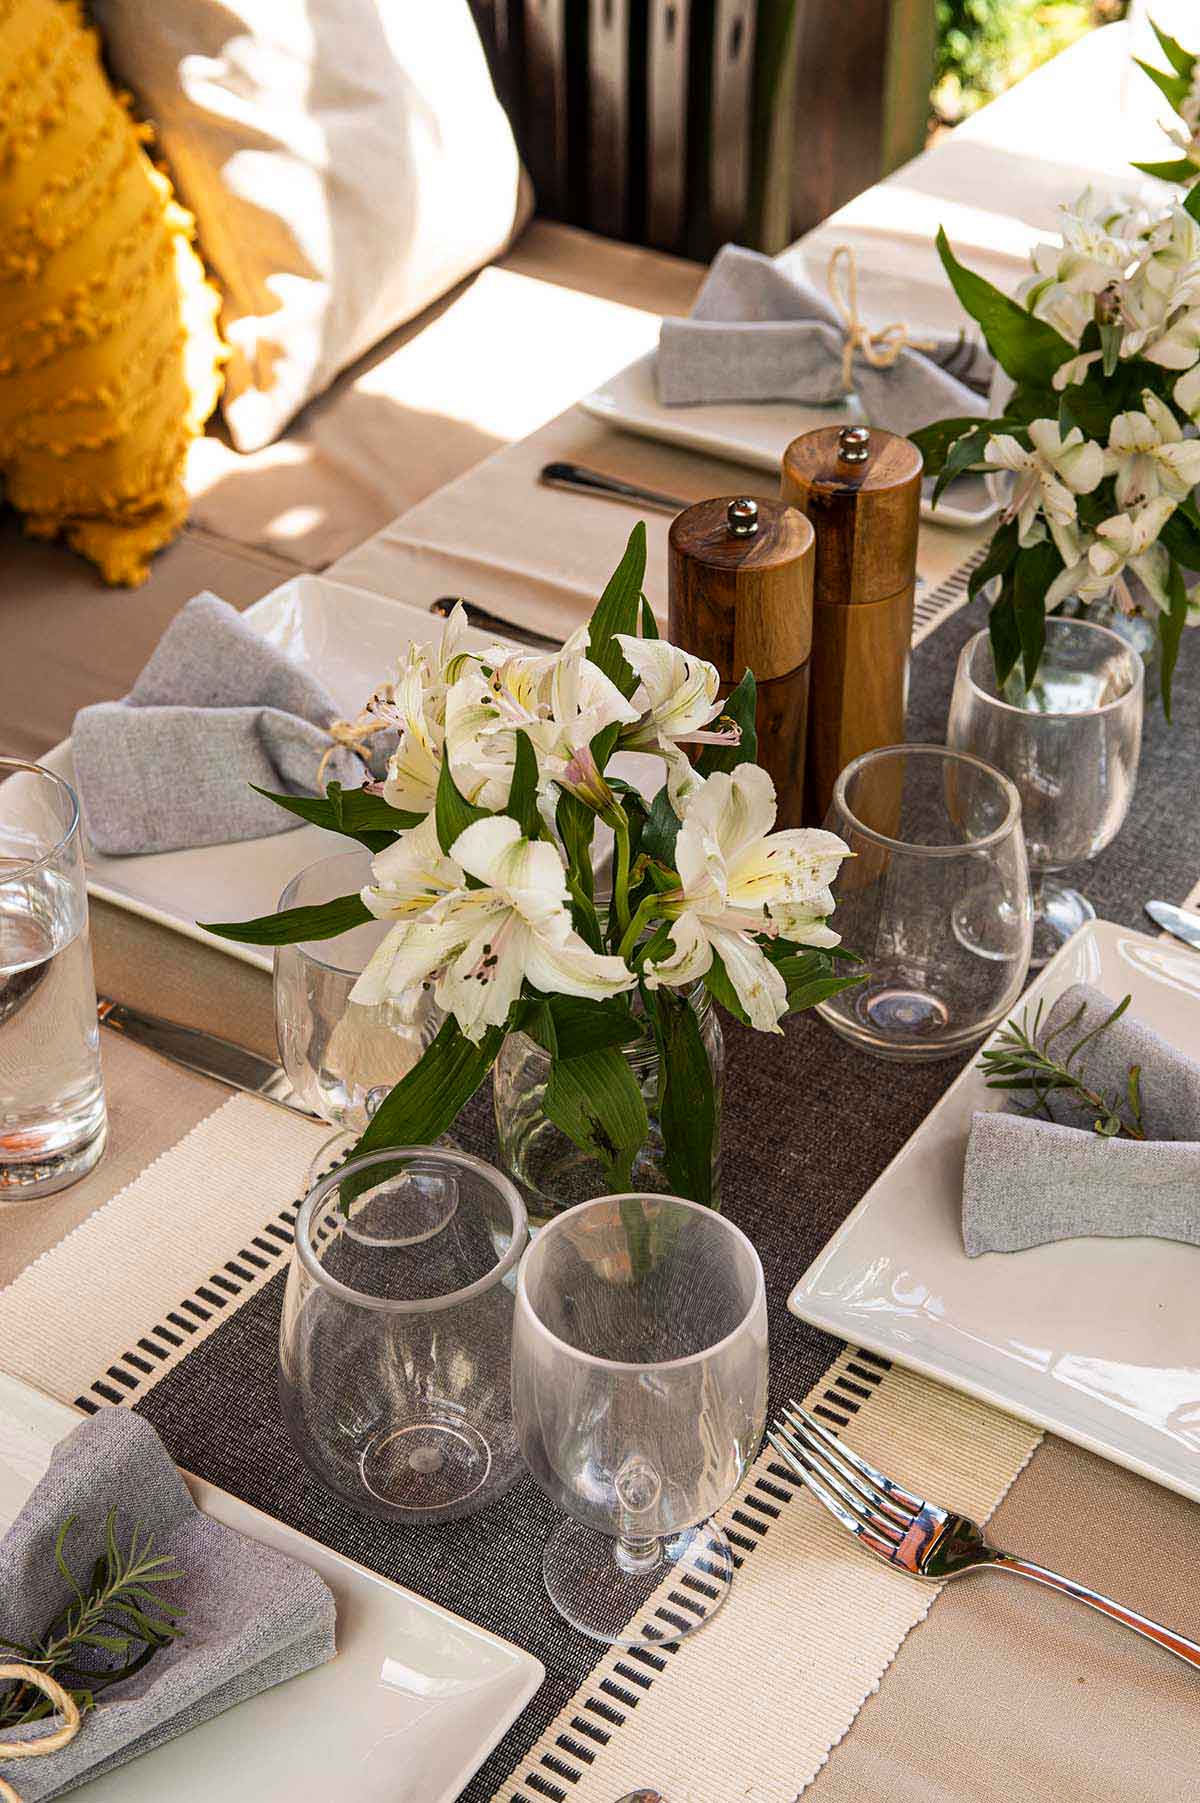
[0,0,225,585]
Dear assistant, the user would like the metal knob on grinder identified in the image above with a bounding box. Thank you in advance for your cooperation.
[667,495,814,827]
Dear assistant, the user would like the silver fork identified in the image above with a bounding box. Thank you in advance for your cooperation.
[769,1402,1200,1671]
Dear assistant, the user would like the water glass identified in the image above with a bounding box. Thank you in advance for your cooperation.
[0,759,106,1200]
[816,744,1032,1060]
[512,1192,768,1646]
[947,619,1143,966]
[274,847,438,1176]
[280,1146,528,1522]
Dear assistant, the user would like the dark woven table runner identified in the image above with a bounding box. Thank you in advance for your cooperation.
[110,588,1199,1801]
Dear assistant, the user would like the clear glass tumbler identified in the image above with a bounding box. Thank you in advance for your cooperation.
[274,847,439,1178]
[947,618,1143,967]
[512,1192,768,1646]
[279,1146,528,1523]
[816,744,1032,1060]
[0,759,106,1200]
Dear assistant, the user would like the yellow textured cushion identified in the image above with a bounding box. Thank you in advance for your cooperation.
[0,0,224,585]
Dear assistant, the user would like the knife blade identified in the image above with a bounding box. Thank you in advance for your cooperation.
[1144,899,1200,950]
[429,597,562,651]
[539,461,689,516]
[97,998,322,1121]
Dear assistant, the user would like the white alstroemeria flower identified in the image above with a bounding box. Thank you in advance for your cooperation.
[643,764,849,1034]
[612,634,739,811]
[1139,206,1200,309]
[1085,497,1177,613]
[1018,191,1142,344]
[373,604,473,816]
[353,815,635,1041]
[985,420,1103,546]
[1102,391,1200,509]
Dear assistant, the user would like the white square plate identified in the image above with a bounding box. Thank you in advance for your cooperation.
[789,920,1200,1502]
[0,1372,542,1802]
[580,350,1000,529]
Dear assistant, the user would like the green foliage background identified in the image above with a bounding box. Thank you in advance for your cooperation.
[934,0,1128,125]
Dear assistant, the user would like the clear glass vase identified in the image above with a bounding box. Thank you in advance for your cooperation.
[492,994,724,1221]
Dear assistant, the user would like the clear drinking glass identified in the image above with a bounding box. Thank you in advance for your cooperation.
[947,619,1143,967]
[274,848,439,1179]
[816,744,1032,1060]
[512,1192,768,1646]
[279,1146,528,1523]
[0,759,106,1200]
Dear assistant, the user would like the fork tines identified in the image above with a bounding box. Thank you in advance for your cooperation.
[768,1402,921,1561]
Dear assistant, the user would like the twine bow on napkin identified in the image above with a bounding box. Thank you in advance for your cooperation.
[656,242,993,440]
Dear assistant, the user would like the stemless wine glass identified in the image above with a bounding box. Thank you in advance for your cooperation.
[280,1146,528,1522]
[274,847,438,1179]
[947,618,1143,967]
[512,1193,768,1647]
[816,744,1032,1060]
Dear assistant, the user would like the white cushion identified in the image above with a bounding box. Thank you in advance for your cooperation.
[96,0,525,451]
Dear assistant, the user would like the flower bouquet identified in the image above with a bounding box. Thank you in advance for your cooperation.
[207,525,858,1211]
[913,19,1200,718]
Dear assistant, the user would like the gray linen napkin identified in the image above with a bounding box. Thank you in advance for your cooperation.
[962,984,1200,1256]
[72,593,385,856]
[0,1409,336,1801]
[657,244,992,438]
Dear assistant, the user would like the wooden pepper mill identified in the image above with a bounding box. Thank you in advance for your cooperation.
[667,495,814,828]
[780,424,922,826]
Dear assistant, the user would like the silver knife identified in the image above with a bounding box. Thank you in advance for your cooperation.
[429,597,562,651]
[1145,900,1200,950]
[97,998,322,1120]
[539,461,689,516]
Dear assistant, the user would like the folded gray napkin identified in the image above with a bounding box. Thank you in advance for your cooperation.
[657,244,993,438]
[963,984,1200,1256]
[0,1409,336,1801]
[72,593,387,856]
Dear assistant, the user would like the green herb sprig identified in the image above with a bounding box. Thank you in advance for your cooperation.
[0,1512,185,1730]
[978,992,1146,1140]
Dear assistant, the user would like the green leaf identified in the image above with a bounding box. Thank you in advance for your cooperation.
[586,522,646,697]
[542,1046,649,1184]
[1131,156,1200,183]
[434,754,490,858]
[1187,181,1200,228]
[909,415,1003,479]
[640,785,682,869]
[1161,506,1200,570]
[555,789,603,949]
[1099,320,1122,378]
[967,520,1020,603]
[1151,19,1196,79]
[774,948,865,1014]
[348,1018,504,1163]
[702,949,751,1024]
[526,994,642,1060]
[695,668,758,777]
[652,989,716,1207]
[504,729,540,839]
[639,595,660,639]
[1134,54,1191,111]
[1162,555,1189,723]
[932,421,993,506]
[1013,540,1062,686]
[936,226,1074,387]
[249,783,418,850]
[201,892,371,945]
[988,568,1022,688]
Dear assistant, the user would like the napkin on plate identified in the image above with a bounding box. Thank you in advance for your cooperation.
[657,244,993,439]
[962,983,1200,1256]
[72,593,389,856]
[0,1409,336,1802]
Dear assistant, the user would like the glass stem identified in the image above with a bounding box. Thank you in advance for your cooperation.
[613,1534,664,1576]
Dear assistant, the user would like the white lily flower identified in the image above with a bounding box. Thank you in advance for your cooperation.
[353,814,636,1042]
[985,420,1103,547]
[613,634,739,811]
[643,764,849,1034]
[1017,191,1143,343]
[1086,497,1178,613]
[1102,391,1200,509]
[372,604,472,816]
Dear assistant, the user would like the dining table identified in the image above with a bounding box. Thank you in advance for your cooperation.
[2,17,1199,1803]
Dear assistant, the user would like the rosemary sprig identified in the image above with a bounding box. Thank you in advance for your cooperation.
[0,1512,185,1730]
[978,992,1146,1140]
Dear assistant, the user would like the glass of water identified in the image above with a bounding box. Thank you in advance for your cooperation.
[512,1192,768,1646]
[947,619,1143,967]
[274,847,439,1179]
[0,759,106,1200]
[816,744,1032,1060]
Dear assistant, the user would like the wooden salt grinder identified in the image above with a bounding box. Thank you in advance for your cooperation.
[668,496,814,828]
[781,424,922,826]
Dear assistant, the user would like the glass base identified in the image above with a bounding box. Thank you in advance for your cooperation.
[817,968,999,1063]
[542,1517,734,1646]
[1031,881,1095,968]
[0,1107,106,1203]
[358,1412,495,1518]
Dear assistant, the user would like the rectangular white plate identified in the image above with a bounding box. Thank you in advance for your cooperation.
[0,1372,542,1802]
[580,349,1000,529]
[41,575,513,973]
[789,920,1200,1503]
